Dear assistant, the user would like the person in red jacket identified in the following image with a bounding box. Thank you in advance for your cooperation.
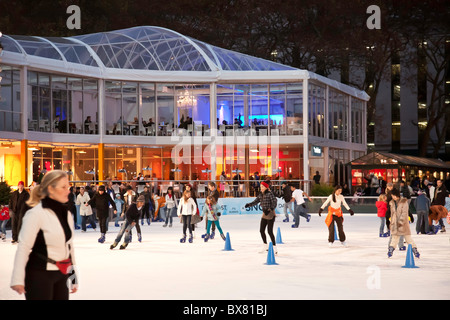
[376,194,388,237]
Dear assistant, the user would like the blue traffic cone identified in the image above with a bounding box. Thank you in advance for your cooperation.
[276,227,284,244]
[222,232,234,251]
[402,244,419,268]
[265,242,278,265]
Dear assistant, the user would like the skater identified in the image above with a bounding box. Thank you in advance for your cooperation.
[290,183,312,228]
[318,185,355,247]
[279,181,294,223]
[140,185,152,225]
[376,194,388,237]
[76,186,96,232]
[205,182,219,237]
[162,187,177,227]
[123,186,142,241]
[8,181,30,244]
[0,205,10,241]
[414,190,432,234]
[10,170,78,300]
[201,195,226,241]
[110,196,145,250]
[114,193,124,227]
[387,188,420,258]
[177,190,197,243]
[184,184,201,237]
[430,179,448,233]
[87,185,117,243]
[244,181,278,254]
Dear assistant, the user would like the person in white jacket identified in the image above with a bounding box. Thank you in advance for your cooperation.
[177,190,197,243]
[163,187,177,227]
[10,170,78,300]
[76,186,96,232]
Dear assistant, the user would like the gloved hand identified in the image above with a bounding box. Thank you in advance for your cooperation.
[217,212,221,216]
[244,203,251,208]
[349,209,354,216]
[318,208,323,216]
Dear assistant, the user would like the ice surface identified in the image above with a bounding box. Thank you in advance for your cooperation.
[1,214,449,300]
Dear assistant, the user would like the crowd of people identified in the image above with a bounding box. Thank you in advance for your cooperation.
[2,169,450,300]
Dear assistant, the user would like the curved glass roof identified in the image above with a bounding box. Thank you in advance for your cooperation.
[3,26,295,72]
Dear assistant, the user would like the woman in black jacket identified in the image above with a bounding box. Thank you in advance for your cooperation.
[87,185,116,243]
[245,181,278,254]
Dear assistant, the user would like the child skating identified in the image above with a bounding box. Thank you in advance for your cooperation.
[376,194,389,237]
[201,195,226,241]
[177,190,197,243]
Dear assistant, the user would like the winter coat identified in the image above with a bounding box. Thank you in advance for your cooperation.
[389,198,412,236]
[246,189,277,220]
[376,201,387,217]
[10,199,76,287]
[87,192,116,218]
[201,203,221,221]
[414,194,430,213]
[177,197,197,216]
[125,203,142,224]
[76,192,93,216]
[8,189,30,214]
[432,185,448,206]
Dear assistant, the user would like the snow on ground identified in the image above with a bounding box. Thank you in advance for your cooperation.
[1,213,449,300]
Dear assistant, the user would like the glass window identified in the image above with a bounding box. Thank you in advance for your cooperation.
[0,65,21,132]
[269,84,286,135]
[157,84,175,136]
[51,75,67,133]
[122,82,139,136]
[67,77,83,134]
[83,79,98,134]
[105,81,122,135]
[141,83,156,136]
[286,82,303,135]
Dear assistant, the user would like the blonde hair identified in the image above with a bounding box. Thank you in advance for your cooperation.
[378,193,387,201]
[27,170,68,207]
[206,195,216,205]
[183,190,191,202]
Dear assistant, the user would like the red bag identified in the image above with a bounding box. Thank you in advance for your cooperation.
[0,207,10,221]
[55,258,73,275]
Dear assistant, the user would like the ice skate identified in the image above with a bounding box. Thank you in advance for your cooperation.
[180,235,186,243]
[387,246,394,258]
[283,218,289,222]
[412,247,420,258]
[259,243,268,253]
[110,241,118,249]
[210,231,215,239]
[138,233,142,242]
[220,233,226,241]
[169,223,172,227]
[328,242,334,248]
[188,234,193,243]
[163,223,167,227]
[399,246,406,251]
[1,233,5,241]
[98,233,105,243]
[119,243,128,250]
[341,241,347,247]
[204,234,210,242]
[306,214,311,222]
[440,226,446,233]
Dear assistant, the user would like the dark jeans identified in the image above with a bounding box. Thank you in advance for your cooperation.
[328,215,345,243]
[98,216,108,234]
[260,217,276,245]
[25,269,69,300]
[81,214,97,231]
[11,210,24,242]
[182,215,192,235]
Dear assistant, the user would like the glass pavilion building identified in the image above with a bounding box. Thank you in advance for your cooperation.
[0,26,369,193]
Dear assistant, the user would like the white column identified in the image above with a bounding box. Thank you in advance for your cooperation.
[20,66,28,139]
[98,79,105,142]
[302,79,310,193]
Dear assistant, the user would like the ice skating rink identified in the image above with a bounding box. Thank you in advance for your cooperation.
[1,214,449,300]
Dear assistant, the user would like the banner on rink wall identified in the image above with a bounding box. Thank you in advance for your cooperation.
[196,197,289,216]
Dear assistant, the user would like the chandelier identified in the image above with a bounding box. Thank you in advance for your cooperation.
[177,89,197,109]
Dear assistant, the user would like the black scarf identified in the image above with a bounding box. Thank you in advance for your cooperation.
[42,196,72,242]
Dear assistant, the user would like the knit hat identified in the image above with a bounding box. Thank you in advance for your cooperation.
[137,195,145,203]
[261,181,269,189]
[18,181,24,186]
